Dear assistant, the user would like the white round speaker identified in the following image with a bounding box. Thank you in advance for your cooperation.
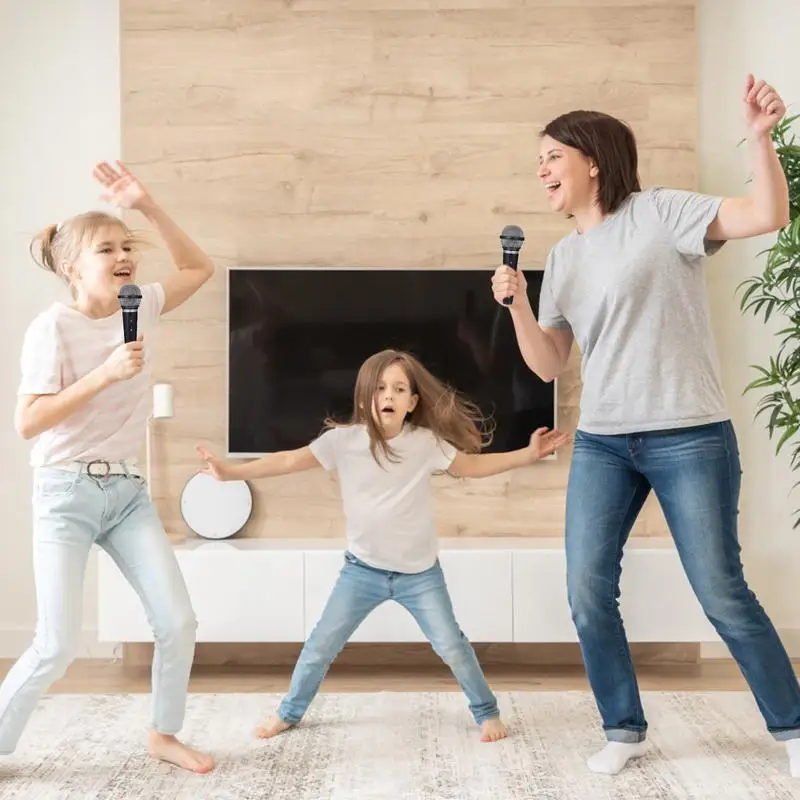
[180,472,253,540]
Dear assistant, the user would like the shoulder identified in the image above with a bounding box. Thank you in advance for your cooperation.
[23,304,68,340]
[315,423,364,447]
[141,282,166,317]
[546,232,579,272]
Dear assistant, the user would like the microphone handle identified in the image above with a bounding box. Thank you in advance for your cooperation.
[122,309,138,343]
[502,248,519,306]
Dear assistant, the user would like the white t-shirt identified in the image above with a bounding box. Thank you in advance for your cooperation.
[309,424,457,573]
[18,283,165,467]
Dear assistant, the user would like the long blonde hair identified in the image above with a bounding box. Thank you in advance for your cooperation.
[29,211,142,291]
[326,349,494,465]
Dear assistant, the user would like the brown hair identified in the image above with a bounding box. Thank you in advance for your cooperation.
[29,211,141,288]
[326,349,493,466]
[541,110,641,214]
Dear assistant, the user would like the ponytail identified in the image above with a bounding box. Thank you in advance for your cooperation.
[30,223,63,278]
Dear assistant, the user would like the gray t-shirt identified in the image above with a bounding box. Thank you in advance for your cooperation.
[538,187,729,435]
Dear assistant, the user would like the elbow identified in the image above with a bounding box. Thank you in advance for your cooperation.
[534,366,560,384]
[768,199,790,232]
[15,417,36,440]
[522,359,558,384]
[197,261,215,285]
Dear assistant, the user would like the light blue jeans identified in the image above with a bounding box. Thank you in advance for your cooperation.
[278,552,499,725]
[0,468,197,754]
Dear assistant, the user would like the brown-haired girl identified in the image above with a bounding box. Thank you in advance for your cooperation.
[198,348,569,742]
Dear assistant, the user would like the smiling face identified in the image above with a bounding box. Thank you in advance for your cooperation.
[372,361,419,437]
[537,134,599,216]
[67,224,138,305]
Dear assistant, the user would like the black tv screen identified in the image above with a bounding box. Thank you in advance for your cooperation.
[227,268,556,455]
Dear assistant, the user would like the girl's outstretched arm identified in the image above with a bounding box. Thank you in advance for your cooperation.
[448,427,570,479]
[196,445,321,481]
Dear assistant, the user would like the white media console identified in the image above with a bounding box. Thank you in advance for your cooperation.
[97,537,718,645]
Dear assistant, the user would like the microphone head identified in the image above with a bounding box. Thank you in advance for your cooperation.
[118,283,142,310]
[500,224,525,252]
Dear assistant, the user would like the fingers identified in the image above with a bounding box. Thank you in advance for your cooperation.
[491,265,519,304]
[743,73,755,101]
[116,160,134,177]
[746,77,766,104]
[93,161,119,186]
[746,77,784,117]
[196,444,218,462]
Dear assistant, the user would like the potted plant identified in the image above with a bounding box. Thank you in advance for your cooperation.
[738,112,800,525]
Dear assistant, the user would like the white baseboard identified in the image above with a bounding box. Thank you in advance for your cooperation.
[0,629,120,660]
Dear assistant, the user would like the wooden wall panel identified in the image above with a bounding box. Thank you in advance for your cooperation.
[122,0,698,540]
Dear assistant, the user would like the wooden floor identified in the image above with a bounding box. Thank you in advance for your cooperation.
[1,659,791,694]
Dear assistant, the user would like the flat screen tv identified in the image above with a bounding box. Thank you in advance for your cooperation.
[227,268,556,456]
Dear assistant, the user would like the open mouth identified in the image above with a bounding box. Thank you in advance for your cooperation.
[545,181,562,195]
[113,268,133,279]
[380,407,395,415]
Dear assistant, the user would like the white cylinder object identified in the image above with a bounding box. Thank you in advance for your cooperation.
[152,382,174,419]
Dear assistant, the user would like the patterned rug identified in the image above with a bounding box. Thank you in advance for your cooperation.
[0,691,795,799]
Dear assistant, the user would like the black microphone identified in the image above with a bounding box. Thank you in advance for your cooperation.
[118,283,142,343]
[500,224,525,306]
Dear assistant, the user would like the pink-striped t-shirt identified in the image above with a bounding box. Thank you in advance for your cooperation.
[18,283,165,467]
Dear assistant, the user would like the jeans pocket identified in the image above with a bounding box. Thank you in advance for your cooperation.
[34,471,81,498]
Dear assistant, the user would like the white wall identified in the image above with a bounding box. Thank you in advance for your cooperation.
[1,1,798,659]
[699,0,800,656]
[0,1,120,656]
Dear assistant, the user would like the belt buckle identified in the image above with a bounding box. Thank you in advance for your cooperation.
[87,459,111,480]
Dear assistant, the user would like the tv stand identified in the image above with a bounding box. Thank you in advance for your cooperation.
[97,537,717,645]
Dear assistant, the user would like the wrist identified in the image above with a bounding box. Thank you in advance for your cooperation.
[519,448,535,467]
[226,462,246,480]
[746,130,773,145]
[93,364,113,390]
[508,296,532,315]
[135,199,163,219]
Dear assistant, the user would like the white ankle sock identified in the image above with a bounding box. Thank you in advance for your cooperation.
[587,741,648,775]
[785,739,800,777]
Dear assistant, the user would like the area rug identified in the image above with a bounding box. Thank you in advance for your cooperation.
[0,691,796,799]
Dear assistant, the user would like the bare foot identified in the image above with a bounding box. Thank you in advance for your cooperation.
[255,714,293,739]
[147,731,214,774]
[480,718,508,743]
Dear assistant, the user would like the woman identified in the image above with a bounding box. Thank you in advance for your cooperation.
[491,75,800,777]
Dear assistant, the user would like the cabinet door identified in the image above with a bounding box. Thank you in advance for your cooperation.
[97,549,305,642]
[438,551,513,642]
[511,548,718,642]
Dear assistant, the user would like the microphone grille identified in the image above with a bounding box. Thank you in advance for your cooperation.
[500,224,525,252]
[118,283,142,310]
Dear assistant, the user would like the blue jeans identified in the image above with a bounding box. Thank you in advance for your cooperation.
[0,469,197,753]
[278,553,499,725]
[566,421,800,743]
